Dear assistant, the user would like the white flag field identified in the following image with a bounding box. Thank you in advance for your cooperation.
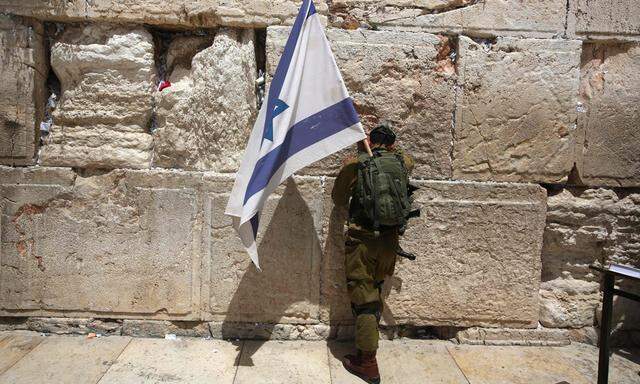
[224,0,366,269]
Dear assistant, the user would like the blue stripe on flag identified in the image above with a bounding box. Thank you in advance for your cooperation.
[244,98,360,205]
[263,0,312,142]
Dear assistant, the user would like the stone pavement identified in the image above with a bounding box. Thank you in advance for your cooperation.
[0,331,638,384]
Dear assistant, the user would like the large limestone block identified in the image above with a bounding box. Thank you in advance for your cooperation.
[153,29,257,172]
[453,36,581,183]
[568,0,640,41]
[40,25,156,169]
[576,43,640,187]
[0,0,328,28]
[0,16,46,166]
[542,187,640,329]
[323,179,547,327]
[0,167,201,319]
[267,27,456,178]
[204,175,323,324]
[331,0,566,38]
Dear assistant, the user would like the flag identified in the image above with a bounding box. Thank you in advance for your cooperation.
[224,0,366,269]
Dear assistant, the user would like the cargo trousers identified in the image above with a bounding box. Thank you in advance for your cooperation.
[344,225,399,352]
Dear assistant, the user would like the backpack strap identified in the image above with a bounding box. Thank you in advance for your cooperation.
[369,156,381,236]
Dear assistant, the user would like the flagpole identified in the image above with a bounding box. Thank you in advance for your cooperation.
[362,139,373,157]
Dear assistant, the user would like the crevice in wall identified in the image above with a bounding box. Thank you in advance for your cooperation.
[331,0,484,29]
[563,0,570,38]
[254,28,267,110]
[147,26,217,133]
[566,162,584,186]
[36,22,64,162]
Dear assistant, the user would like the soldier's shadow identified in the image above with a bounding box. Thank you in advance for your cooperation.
[219,179,322,366]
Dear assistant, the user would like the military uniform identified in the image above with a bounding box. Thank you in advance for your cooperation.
[332,147,414,352]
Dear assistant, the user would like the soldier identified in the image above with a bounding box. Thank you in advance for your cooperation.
[331,123,414,384]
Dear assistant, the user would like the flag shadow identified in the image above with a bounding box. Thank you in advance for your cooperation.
[219,178,322,366]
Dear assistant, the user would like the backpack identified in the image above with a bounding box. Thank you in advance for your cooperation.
[349,148,411,232]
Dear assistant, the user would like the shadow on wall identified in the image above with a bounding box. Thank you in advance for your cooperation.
[219,179,322,366]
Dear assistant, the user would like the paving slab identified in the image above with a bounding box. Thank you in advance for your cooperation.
[98,338,239,384]
[329,340,470,384]
[0,334,130,384]
[447,345,591,384]
[559,343,640,384]
[0,332,43,375]
[234,340,331,384]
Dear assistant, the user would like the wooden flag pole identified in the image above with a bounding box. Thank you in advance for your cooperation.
[362,138,373,157]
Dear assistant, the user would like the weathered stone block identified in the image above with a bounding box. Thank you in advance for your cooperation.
[0,168,201,319]
[331,0,567,39]
[542,187,640,329]
[0,0,328,28]
[122,320,210,337]
[568,0,640,41]
[153,29,257,172]
[456,326,571,346]
[204,176,323,324]
[538,278,600,328]
[40,25,156,169]
[0,15,46,166]
[453,36,581,183]
[323,179,547,327]
[576,43,640,187]
[267,27,456,178]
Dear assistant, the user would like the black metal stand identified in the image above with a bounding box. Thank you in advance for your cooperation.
[590,264,640,384]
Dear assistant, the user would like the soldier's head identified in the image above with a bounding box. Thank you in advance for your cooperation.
[369,122,396,147]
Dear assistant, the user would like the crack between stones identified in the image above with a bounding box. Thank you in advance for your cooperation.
[563,0,570,38]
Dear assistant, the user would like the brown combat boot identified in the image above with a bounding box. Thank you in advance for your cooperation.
[342,350,381,384]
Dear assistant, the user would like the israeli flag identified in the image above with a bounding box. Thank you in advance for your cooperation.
[225,0,365,269]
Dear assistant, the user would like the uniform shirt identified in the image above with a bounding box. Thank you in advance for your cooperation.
[331,146,415,208]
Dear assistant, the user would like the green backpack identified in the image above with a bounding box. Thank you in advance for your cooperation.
[350,148,411,232]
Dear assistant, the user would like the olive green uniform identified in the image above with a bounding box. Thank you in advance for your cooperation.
[331,148,414,352]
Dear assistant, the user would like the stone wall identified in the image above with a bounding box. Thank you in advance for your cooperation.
[0,0,638,344]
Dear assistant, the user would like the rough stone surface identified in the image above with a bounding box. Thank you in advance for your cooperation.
[205,176,323,324]
[538,278,600,328]
[122,320,210,338]
[1,168,201,319]
[153,29,257,172]
[0,0,329,28]
[209,322,330,340]
[330,0,567,39]
[576,43,640,187]
[456,326,571,346]
[568,0,640,41]
[40,25,155,169]
[25,317,123,336]
[0,15,46,166]
[267,27,456,178]
[323,179,547,327]
[542,187,640,330]
[453,36,581,183]
[26,317,93,335]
